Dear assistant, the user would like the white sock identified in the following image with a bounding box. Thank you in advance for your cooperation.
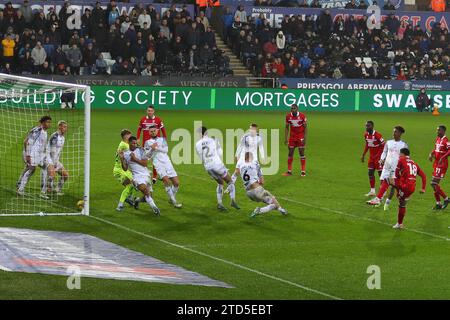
[40,169,48,193]
[118,201,124,207]
[385,199,391,205]
[48,176,54,191]
[231,173,237,184]
[260,204,277,214]
[165,186,176,203]
[370,188,375,193]
[227,183,236,201]
[216,184,224,204]
[145,195,156,208]
[172,185,179,195]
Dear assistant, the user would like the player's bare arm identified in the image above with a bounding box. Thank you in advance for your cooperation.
[119,151,128,171]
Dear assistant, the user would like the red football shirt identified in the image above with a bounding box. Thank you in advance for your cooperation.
[364,130,385,158]
[432,135,450,167]
[395,156,426,191]
[136,115,166,144]
[286,112,307,140]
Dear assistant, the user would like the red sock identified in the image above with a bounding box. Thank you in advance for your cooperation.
[398,207,406,224]
[376,180,389,199]
[436,185,447,199]
[152,167,157,179]
[300,157,306,172]
[287,157,293,171]
[369,176,375,188]
[434,191,441,203]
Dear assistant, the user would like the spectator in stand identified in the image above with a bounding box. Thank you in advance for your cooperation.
[345,0,358,9]
[83,42,98,75]
[94,53,108,74]
[2,33,15,67]
[66,43,82,75]
[39,61,52,75]
[30,41,46,74]
[431,0,446,11]
[141,63,153,76]
[234,5,247,24]
[19,0,33,27]
[383,0,396,10]
[138,9,151,30]
[276,31,286,51]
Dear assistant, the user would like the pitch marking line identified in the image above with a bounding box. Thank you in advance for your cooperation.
[88,215,343,300]
[178,172,450,242]
[0,264,11,271]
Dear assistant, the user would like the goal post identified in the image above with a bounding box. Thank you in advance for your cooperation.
[0,73,90,216]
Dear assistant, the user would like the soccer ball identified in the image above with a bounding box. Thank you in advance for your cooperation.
[76,200,84,211]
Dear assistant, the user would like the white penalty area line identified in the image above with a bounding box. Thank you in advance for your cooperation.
[88,214,342,300]
[178,172,450,242]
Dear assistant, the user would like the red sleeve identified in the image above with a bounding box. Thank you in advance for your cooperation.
[136,117,144,140]
[417,164,427,190]
[376,132,385,145]
[158,117,167,138]
[285,114,290,124]
[302,113,307,123]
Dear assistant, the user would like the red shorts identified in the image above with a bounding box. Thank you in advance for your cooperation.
[368,155,382,171]
[433,163,448,179]
[288,137,305,148]
[396,185,415,201]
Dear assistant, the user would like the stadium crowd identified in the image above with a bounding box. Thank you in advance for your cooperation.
[223,5,450,80]
[0,0,232,76]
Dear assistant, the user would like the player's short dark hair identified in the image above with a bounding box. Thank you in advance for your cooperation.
[39,115,52,123]
[128,136,137,143]
[147,105,155,110]
[439,125,447,131]
[291,104,298,108]
[366,120,374,126]
[394,126,405,134]
[201,126,208,136]
[121,129,131,138]
[400,148,410,156]
[250,123,258,128]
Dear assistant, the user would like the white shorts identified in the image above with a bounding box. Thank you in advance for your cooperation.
[380,164,396,180]
[155,162,177,179]
[206,162,228,180]
[23,151,46,167]
[133,174,153,191]
[246,186,274,204]
[48,159,64,171]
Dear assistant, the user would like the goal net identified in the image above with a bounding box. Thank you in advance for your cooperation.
[0,74,90,216]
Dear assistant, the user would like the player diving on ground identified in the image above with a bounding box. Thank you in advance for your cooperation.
[195,126,240,211]
[238,152,287,218]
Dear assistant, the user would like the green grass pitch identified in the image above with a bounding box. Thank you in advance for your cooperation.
[1,110,450,300]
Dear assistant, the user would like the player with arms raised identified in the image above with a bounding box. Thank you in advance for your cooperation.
[17,115,52,199]
[137,105,167,184]
[367,126,407,208]
[232,123,265,184]
[283,104,307,176]
[144,127,182,208]
[428,125,450,210]
[392,148,426,229]
[46,120,69,196]
[361,121,385,196]
[119,136,160,215]
[239,152,287,218]
[113,129,136,212]
[196,126,240,211]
